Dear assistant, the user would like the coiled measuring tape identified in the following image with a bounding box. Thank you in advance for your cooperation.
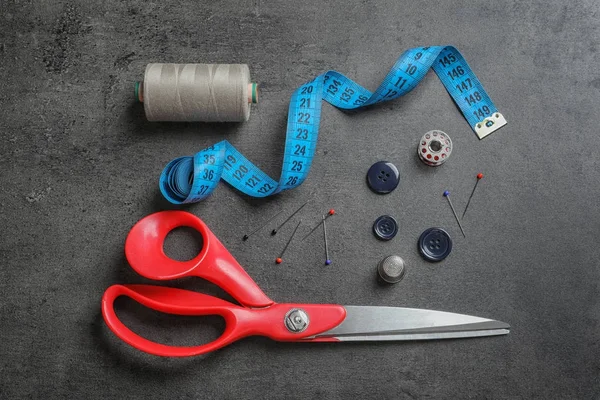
[160,46,507,204]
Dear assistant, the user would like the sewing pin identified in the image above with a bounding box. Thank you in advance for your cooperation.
[322,214,331,265]
[243,210,284,241]
[443,190,466,238]
[462,173,483,219]
[301,209,335,240]
[271,200,309,235]
[276,220,302,264]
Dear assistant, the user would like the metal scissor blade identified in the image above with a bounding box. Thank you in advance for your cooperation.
[313,306,510,341]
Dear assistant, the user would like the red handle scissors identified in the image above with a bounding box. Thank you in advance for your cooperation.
[102,211,510,357]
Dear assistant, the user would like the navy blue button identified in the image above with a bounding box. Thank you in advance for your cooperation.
[373,215,398,240]
[418,227,452,261]
[366,161,399,194]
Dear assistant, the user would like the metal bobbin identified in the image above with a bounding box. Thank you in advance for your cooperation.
[418,130,452,166]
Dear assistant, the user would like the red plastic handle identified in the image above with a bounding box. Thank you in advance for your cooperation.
[102,284,240,357]
[102,284,346,357]
[124,211,273,308]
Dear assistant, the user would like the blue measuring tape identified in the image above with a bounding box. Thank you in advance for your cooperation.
[160,46,507,204]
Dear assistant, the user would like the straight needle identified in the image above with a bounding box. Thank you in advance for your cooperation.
[272,200,309,235]
[243,210,284,241]
[462,173,484,219]
[443,190,466,238]
[322,214,331,265]
[276,220,302,264]
[302,209,336,241]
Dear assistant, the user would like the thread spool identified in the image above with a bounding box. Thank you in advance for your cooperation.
[135,63,258,122]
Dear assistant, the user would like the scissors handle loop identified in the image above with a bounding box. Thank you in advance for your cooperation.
[125,211,273,308]
[102,284,346,357]
[102,284,243,357]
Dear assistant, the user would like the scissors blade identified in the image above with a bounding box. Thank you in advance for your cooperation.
[312,306,510,341]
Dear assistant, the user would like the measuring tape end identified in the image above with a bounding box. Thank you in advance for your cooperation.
[474,112,507,139]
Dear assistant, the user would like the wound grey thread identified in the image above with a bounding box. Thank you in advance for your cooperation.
[143,63,251,122]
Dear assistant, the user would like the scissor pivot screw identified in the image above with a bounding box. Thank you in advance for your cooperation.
[284,308,309,333]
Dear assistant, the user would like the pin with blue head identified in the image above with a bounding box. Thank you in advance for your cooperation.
[442,190,466,238]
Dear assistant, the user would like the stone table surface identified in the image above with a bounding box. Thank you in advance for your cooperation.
[1,1,599,398]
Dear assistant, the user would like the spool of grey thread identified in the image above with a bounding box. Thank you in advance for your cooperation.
[135,63,258,122]
[377,255,407,284]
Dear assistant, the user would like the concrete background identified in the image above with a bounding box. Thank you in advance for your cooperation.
[1,0,599,398]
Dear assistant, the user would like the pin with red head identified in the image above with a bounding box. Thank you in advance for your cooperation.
[462,173,484,220]
[322,214,331,266]
[275,220,301,264]
[302,209,336,241]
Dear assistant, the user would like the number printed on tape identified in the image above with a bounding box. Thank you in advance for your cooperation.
[160,46,507,204]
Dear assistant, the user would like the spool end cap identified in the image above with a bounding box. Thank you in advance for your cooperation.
[249,83,258,104]
[135,81,143,103]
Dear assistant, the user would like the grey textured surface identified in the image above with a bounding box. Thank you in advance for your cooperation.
[1,0,599,398]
